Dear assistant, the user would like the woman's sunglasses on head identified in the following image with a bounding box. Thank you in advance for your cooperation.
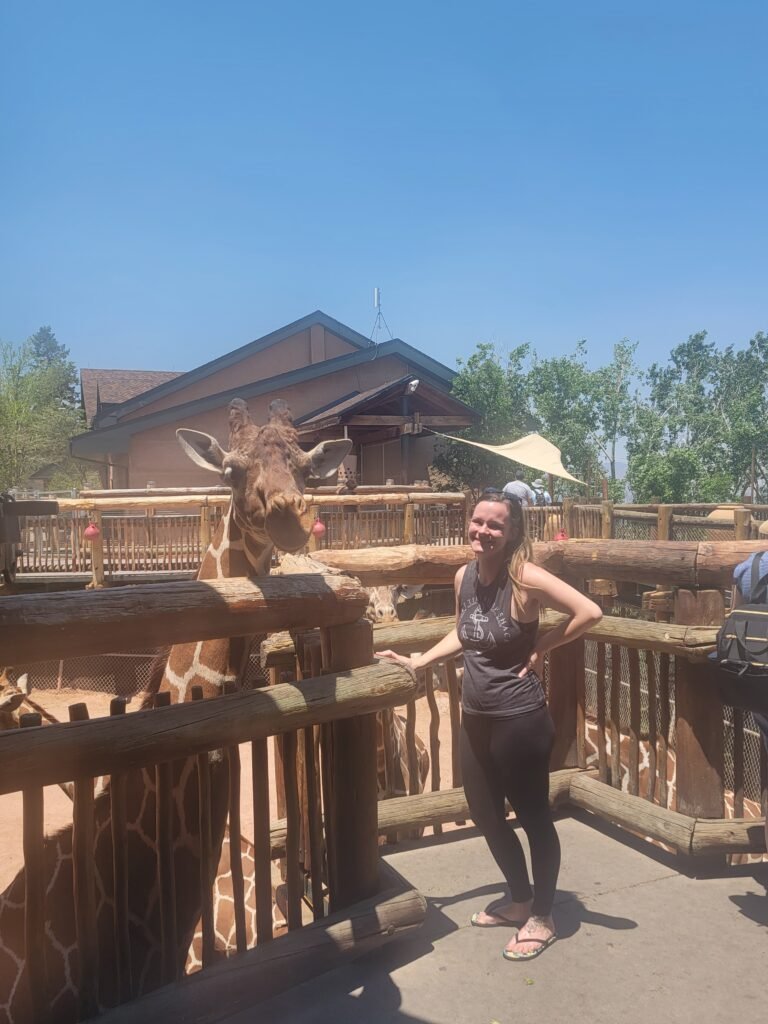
[481,487,521,505]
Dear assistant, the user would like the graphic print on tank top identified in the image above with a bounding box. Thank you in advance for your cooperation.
[458,561,545,718]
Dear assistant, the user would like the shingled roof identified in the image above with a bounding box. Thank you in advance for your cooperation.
[80,369,183,426]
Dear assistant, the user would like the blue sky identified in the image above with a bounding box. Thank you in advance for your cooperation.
[1,1,766,375]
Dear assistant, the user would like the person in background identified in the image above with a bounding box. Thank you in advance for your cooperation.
[531,479,552,506]
[376,488,602,961]
[732,553,768,856]
[503,469,535,507]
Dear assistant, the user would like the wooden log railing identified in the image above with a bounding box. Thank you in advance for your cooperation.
[0,573,425,1022]
[309,538,768,587]
[262,541,767,861]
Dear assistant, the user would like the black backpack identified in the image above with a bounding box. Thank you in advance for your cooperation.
[712,551,768,714]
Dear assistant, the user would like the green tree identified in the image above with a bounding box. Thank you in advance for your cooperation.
[527,342,604,495]
[591,340,637,497]
[623,331,763,503]
[0,337,85,492]
[29,325,79,406]
[430,342,535,497]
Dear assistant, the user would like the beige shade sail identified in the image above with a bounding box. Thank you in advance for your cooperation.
[433,431,585,485]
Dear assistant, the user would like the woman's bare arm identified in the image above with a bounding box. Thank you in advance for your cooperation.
[518,562,602,676]
[376,565,467,671]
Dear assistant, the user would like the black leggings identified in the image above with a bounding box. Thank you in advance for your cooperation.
[461,706,560,917]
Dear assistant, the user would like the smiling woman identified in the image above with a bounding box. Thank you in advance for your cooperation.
[376,489,602,962]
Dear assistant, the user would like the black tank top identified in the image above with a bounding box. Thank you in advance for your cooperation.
[458,560,545,718]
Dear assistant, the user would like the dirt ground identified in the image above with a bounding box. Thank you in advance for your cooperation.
[0,686,457,891]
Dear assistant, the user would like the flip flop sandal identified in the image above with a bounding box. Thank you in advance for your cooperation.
[470,911,527,928]
[502,934,558,961]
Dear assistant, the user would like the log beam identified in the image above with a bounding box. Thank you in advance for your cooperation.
[0,574,369,665]
[0,663,417,795]
[263,611,721,668]
[92,886,427,1024]
[310,539,768,588]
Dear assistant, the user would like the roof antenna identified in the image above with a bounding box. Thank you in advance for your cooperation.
[370,287,393,342]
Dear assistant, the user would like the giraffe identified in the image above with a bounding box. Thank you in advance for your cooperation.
[0,671,28,731]
[0,398,352,1024]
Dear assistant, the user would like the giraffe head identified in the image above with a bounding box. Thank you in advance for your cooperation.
[0,670,29,730]
[177,398,352,555]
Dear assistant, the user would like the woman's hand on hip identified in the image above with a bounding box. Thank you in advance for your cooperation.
[518,649,541,677]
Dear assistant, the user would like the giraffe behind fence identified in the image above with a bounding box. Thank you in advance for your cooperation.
[0,398,352,1024]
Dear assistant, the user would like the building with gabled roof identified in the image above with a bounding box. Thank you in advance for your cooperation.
[80,369,183,427]
[70,311,478,488]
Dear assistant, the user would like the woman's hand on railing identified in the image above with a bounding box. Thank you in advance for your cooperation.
[375,650,417,673]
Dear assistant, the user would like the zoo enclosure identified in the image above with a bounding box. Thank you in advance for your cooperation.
[0,573,422,1022]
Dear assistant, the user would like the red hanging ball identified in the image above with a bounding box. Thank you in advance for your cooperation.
[84,522,101,541]
[311,519,326,538]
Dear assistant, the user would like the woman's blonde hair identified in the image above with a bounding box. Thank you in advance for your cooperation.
[477,489,533,610]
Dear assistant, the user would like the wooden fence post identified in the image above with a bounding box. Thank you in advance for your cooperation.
[601,500,614,540]
[403,502,415,544]
[657,504,673,541]
[673,588,725,872]
[675,657,725,872]
[199,504,212,554]
[320,620,379,912]
[734,508,751,541]
[548,638,585,770]
[89,510,105,589]
[562,497,576,539]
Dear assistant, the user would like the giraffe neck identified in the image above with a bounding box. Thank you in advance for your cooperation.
[197,504,273,582]
[160,504,273,703]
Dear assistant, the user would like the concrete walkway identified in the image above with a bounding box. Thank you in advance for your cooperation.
[245,813,767,1024]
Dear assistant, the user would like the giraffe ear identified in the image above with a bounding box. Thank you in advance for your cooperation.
[305,439,353,481]
[176,429,229,473]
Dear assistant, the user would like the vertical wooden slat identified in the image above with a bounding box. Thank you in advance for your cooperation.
[282,730,302,930]
[21,712,49,1024]
[627,648,641,796]
[608,645,621,789]
[380,707,399,844]
[658,654,671,809]
[251,736,273,944]
[445,659,462,790]
[190,686,215,968]
[153,690,178,983]
[68,703,99,1019]
[302,725,325,920]
[219,681,247,955]
[304,645,325,919]
[645,651,658,803]
[405,699,419,796]
[732,708,745,819]
[576,640,587,769]
[109,696,132,1002]
[422,666,442,835]
[595,643,608,782]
